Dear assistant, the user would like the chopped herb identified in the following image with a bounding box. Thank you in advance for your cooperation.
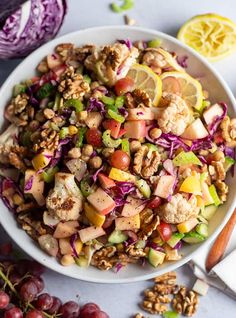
[37,83,55,99]
[101,96,115,106]
[76,127,87,148]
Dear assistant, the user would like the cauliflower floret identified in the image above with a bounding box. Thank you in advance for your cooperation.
[0,124,19,164]
[85,43,139,86]
[157,193,199,224]
[157,93,191,136]
[46,172,83,221]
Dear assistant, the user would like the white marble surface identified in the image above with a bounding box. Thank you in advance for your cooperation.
[0,0,236,317]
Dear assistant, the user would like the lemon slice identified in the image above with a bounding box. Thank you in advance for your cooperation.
[177,14,236,61]
[127,64,162,106]
[161,71,203,110]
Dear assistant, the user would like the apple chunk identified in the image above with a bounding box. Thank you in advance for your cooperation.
[87,187,116,215]
[124,120,146,139]
[127,107,155,120]
[203,103,224,126]
[181,118,209,140]
[153,175,176,198]
[121,196,146,217]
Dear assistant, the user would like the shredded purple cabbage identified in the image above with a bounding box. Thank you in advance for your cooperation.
[118,107,128,117]
[92,165,104,183]
[174,241,182,250]
[49,138,71,167]
[198,155,207,164]
[146,241,165,252]
[176,55,188,68]
[208,102,227,134]
[115,181,136,195]
[118,39,132,50]
[24,175,33,191]
[70,234,79,258]
[27,84,39,107]
[87,98,106,115]
[115,262,123,273]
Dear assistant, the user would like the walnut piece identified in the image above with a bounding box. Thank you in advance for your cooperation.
[172,287,199,317]
[33,128,59,152]
[140,208,154,226]
[0,145,27,170]
[142,300,167,315]
[17,211,46,240]
[144,289,171,303]
[11,93,29,114]
[157,194,199,224]
[209,161,226,181]
[221,116,236,147]
[154,271,177,285]
[125,89,152,108]
[138,214,160,240]
[58,66,90,100]
[133,145,161,179]
[215,180,228,202]
[91,246,117,270]
[157,93,191,136]
[126,245,147,259]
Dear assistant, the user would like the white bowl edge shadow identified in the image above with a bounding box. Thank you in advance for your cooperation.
[0,25,236,284]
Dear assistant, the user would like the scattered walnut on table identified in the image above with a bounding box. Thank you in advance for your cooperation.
[172,287,199,317]
[154,271,177,285]
[133,145,161,179]
[142,300,167,315]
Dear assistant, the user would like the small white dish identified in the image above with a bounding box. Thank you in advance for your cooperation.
[0,26,236,283]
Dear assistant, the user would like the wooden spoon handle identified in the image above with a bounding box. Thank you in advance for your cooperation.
[205,209,236,272]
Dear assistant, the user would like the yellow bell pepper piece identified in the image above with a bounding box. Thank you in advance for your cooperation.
[32,151,51,171]
[109,168,136,182]
[177,218,199,233]
[179,176,202,195]
[74,239,83,255]
[84,202,105,227]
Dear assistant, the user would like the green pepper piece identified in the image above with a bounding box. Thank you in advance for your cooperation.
[76,127,87,148]
[121,138,130,155]
[107,109,125,123]
[37,83,55,99]
[102,130,122,148]
[13,84,26,97]
[42,166,59,183]
[64,99,84,113]
[80,179,94,197]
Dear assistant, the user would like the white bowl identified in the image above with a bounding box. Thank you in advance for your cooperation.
[0,26,236,283]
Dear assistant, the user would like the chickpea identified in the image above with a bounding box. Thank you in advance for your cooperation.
[130,140,141,153]
[60,254,75,266]
[68,125,78,135]
[82,144,94,156]
[89,156,102,169]
[149,128,162,139]
[81,155,90,162]
[43,108,55,119]
[213,150,225,162]
[102,147,115,158]
[68,147,81,159]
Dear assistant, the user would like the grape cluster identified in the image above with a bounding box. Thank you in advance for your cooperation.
[0,247,109,318]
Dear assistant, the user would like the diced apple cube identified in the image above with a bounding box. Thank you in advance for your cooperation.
[164,245,181,261]
[87,187,116,215]
[181,118,209,140]
[109,168,136,182]
[121,196,146,217]
[84,202,106,227]
[177,218,199,233]
[59,238,72,255]
[79,226,106,243]
[203,103,224,126]
[85,112,103,129]
[127,107,155,120]
[53,221,79,239]
[66,159,87,182]
[193,279,209,296]
[115,214,140,231]
[124,120,146,139]
[24,170,45,206]
[98,173,116,189]
[153,175,176,198]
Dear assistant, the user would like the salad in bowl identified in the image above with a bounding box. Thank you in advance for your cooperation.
[0,36,235,272]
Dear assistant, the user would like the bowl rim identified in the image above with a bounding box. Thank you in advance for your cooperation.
[1,25,236,284]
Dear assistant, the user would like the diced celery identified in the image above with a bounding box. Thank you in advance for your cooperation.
[64,99,84,113]
[102,130,122,148]
[42,166,59,183]
[83,74,91,84]
[108,230,128,244]
[37,83,55,99]
[196,223,208,238]
[200,205,218,220]
[80,179,94,197]
[148,38,161,48]
[95,61,108,83]
[167,233,184,248]
[209,185,221,206]
[75,256,88,267]
[200,172,208,182]
[121,138,130,155]
[76,127,87,148]
[59,127,69,139]
[136,179,151,198]
[173,151,202,166]
[108,109,125,123]
[198,100,211,113]
[121,0,134,10]
[115,96,125,108]
[145,143,158,151]
[224,156,235,172]
[183,232,205,244]
[53,92,61,110]
[111,2,123,12]
[101,96,115,106]
[13,84,26,97]
[163,311,179,318]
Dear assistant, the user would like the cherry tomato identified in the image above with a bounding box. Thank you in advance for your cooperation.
[146,197,162,209]
[213,131,224,145]
[114,77,134,96]
[110,150,130,170]
[85,128,102,147]
[157,221,172,242]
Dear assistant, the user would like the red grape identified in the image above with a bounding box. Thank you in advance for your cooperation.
[47,296,62,314]
[35,293,53,311]
[25,310,44,318]
[84,311,110,318]
[80,303,100,317]
[29,277,44,293]
[59,301,80,318]
[4,307,23,318]
[157,221,172,242]
[9,273,22,286]
[85,128,102,147]
[0,290,10,309]
[19,281,38,302]
[114,77,134,96]
[29,261,45,277]
[110,150,130,171]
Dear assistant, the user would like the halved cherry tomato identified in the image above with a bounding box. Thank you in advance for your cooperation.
[116,128,126,138]
[103,119,121,139]
[85,128,102,147]
[157,221,172,241]
[114,77,134,96]
[110,150,130,171]
[213,131,224,145]
[146,197,162,209]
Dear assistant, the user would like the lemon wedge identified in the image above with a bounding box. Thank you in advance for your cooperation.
[160,71,203,110]
[177,13,236,61]
[127,64,162,106]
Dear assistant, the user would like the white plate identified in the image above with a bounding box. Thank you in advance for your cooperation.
[0,26,236,283]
